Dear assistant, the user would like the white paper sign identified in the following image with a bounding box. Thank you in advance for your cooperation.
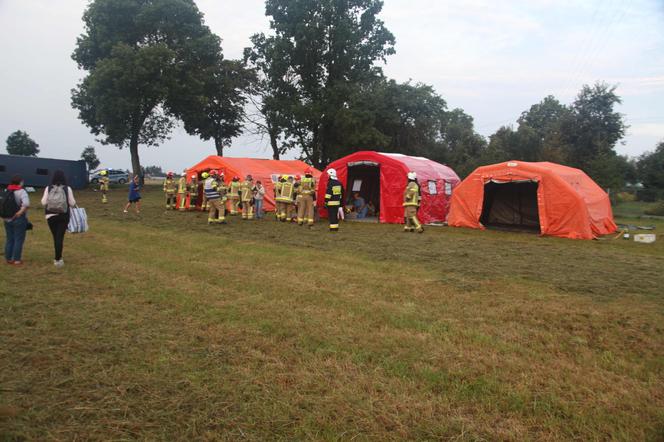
[352,179,362,192]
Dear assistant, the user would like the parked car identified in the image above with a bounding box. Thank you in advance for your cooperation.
[89,169,129,184]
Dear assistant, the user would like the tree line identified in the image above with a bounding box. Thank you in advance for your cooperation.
[6,0,661,200]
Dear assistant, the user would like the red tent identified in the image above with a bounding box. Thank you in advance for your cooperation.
[448,160,617,239]
[317,151,461,224]
[186,156,321,212]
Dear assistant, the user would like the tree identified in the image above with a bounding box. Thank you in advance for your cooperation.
[637,141,664,200]
[246,0,395,168]
[71,0,221,177]
[80,146,100,170]
[244,32,300,160]
[6,130,39,156]
[171,59,253,156]
[144,165,165,177]
[563,82,626,187]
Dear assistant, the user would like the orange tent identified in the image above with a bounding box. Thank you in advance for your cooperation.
[448,161,617,239]
[186,156,321,212]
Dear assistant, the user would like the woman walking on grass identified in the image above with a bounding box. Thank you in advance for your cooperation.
[2,174,30,266]
[41,170,76,267]
[124,175,141,214]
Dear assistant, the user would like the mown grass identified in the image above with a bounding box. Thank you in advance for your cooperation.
[1,186,663,441]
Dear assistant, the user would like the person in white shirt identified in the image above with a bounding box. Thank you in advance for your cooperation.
[253,181,266,219]
[41,170,77,267]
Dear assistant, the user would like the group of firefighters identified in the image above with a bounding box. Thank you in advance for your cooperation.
[96,167,424,233]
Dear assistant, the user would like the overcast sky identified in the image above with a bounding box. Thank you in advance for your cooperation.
[1,0,662,172]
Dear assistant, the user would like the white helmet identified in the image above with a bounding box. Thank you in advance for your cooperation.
[407,171,417,180]
[327,168,337,179]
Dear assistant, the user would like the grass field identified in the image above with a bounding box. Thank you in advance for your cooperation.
[2,187,663,440]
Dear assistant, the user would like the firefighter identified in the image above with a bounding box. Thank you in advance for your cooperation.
[403,171,423,233]
[162,172,176,209]
[297,169,316,226]
[200,172,209,211]
[177,172,187,211]
[99,170,110,203]
[324,168,343,232]
[229,176,241,215]
[293,175,302,222]
[276,175,295,222]
[188,174,198,209]
[216,171,228,222]
[240,174,255,220]
[204,170,225,224]
[274,175,286,221]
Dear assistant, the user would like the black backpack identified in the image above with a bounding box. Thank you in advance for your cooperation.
[0,189,20,218]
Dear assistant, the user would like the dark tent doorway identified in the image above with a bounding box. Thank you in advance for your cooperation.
[480,181,540,232]
[346,163,380,220]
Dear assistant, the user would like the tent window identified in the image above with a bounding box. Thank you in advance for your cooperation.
[480,181,540,232]
[444,182,452,195]
[428,180,437,195]
[36,168,48,176]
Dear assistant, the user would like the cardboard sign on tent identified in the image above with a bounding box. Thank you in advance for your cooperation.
[186,156,321,212]
[447,161,617,240]
[317,151,461,224]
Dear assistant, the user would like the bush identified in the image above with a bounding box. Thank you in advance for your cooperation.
[636,188,663,202]
[615,191,637,203]
[644,201,664,216]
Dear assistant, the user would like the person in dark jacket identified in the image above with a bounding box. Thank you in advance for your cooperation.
[41,170,77,267]
[324,168,344,232]
[124,175,141,214]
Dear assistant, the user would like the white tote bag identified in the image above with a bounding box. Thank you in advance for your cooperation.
[67,207,89,233]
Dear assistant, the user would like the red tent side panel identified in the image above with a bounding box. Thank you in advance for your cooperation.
[317,151,461,224]
[447,161,616,240]
[187,156,321,212]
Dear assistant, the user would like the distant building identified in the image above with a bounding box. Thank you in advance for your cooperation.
[0,154,88,189]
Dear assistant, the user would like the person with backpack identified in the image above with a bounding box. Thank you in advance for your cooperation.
[41,170,77,267]
[2,174,30,266]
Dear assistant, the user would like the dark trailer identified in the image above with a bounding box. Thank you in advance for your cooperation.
[0,154,88,189]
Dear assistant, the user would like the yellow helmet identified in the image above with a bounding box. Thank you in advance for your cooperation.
[201,172,209,179]
[100,170,107,176]
[281,174,289,180]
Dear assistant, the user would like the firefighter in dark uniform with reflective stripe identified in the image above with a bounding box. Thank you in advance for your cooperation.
[403,171,423,233]
[324,168,343,232]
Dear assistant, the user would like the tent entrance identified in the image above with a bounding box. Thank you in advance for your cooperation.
[346,163,380,221]
[480,180,540,232]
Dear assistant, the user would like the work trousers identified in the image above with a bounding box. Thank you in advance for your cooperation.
[276,201,287,221]
[229,197,240,215]
[47,213,70,260]
[327,205,339,231]
[165,193,176,209]
[208,199,225,223]
[242,201,254,219]
[404,206,423,232]
[297,195,315,225]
